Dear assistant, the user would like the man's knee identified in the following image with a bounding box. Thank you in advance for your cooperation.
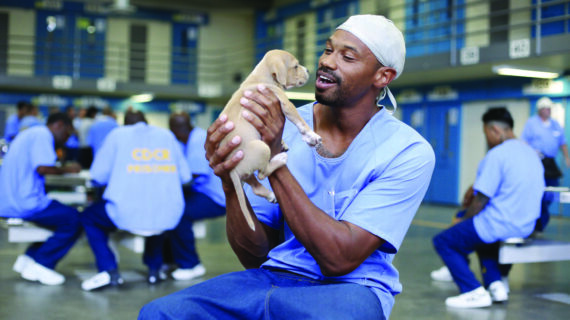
[139,299,168,320]
[432,231,449,253]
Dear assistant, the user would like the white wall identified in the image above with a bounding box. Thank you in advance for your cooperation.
[105,18,129,82]
[3,8,35,76]
[146,21,171,85]
[459,99,530,202]
[465,0,490,47]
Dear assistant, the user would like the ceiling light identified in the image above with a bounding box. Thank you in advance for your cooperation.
[131,93,154,103]
[285,92,315,101]
[492,65,560,79]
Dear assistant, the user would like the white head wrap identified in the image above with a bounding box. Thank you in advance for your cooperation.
[337,15,406,112]
[537,96,554,109]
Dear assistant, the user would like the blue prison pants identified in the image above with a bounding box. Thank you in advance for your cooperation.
[433,217,511,293]
[24,200,82,269]
[81,201,165,272]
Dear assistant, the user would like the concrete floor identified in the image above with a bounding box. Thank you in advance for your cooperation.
[1,204,569,320]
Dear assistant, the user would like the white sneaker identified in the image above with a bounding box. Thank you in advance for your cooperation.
[489,280,509,302]
[445,287,492,308]
[431,266,453,282]
[81,271,124,291]
[21,261,65,286]
[13,255,33,274]
[171,264,206,281]
[501,276,510,293]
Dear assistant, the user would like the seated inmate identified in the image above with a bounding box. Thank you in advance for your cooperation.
[0,113,82,285]
[140,15,435,320]
[80,110,191,290]
[433,107,544,308]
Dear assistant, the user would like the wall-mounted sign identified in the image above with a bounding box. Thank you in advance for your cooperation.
[97,78,116,92]
[169,101,205,114]
[397,89,423,104]
[460,47,479,65]
[427,86,458,101]
[522,79,564,95]
[52,75,72,90]
[509,38,531,59]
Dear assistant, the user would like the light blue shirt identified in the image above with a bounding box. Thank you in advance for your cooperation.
[183,127,225,206]
[245,103,435,319]
[3,114,19,142]
[473,139,544,243]
[0,126,55,218]
[18,116,43,132]
[90,122,191,232]
[86,116,118,155]
[522,115,566,158]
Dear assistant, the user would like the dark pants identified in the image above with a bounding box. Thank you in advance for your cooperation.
[433,217,511,293]
[25,200,82,269]
[139,268,384,320]
[165,191,225,269]
[536,178,559,232]
[81,201,165,272]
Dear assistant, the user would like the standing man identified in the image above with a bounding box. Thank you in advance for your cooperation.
[80,110,191,291]
[522,96,570,232]
[433,107,544,308]
[140,15,434,319]
[0,113,82,285]
[166,112,226,280]
[3,101,31,143]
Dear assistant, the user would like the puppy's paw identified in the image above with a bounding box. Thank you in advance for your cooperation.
[271,152,288,165]
[303,131,322,147]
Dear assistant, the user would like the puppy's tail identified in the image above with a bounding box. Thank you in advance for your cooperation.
[230,170,256,231]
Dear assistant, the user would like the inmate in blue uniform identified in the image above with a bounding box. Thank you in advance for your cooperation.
[86,115,118,156]
[3,113,19,142]
[434,139,544,293]
[0,126,81,269]
[141,103,435,320]
[167,127,226,269]
[18,115,43,132]
[82,122,191,273]
[522,114,566,231]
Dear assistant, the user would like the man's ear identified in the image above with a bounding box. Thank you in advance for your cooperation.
[373,67,397,89]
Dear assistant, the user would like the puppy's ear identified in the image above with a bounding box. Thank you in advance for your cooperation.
[271,58,288,86]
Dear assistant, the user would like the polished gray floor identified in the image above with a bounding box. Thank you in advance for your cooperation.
[1,205,569,320]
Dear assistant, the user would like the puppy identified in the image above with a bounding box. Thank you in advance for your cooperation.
[220,50,321,231]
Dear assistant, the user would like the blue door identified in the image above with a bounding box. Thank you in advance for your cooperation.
[402,103,460,204]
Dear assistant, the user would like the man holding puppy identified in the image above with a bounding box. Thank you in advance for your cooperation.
[140,15,434,320]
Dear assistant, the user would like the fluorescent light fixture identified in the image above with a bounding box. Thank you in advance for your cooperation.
[131,93,154,103]
[285,91,315,101]
[492,65,560,79]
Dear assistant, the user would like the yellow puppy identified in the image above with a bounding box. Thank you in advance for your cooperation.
[221,50,321,231]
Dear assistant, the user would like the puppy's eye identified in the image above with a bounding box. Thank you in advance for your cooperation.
[294,65,299,69]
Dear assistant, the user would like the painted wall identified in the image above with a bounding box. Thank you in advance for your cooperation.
[1,8,35,76]
[459,99,530,202]
[465,0,490,47]
[105,18,129,82]
[146,20,171,85]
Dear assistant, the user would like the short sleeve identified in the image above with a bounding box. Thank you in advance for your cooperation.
[90,130,117,185]
[473,152,502,199]
[341,142,435,253]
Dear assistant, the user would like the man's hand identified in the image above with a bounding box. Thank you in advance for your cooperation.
[205,114,243,190]
[63,163,82,174]
[240,84,286,157]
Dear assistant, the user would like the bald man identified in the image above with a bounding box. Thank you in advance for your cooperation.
[164,112,226,281]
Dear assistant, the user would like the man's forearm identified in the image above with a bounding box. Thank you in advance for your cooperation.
[268,166,383,276]
[224,183,278,269]
[462,192,489,220]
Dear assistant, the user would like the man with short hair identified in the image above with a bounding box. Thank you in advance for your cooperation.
[0,112,82,285]
[3,100,31,142]
[140,15,434,319]
[433,107,544,308]
[521,96,570,232]
[164,112,226,281]
[86,106,118,156]
[80,110,191,291]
